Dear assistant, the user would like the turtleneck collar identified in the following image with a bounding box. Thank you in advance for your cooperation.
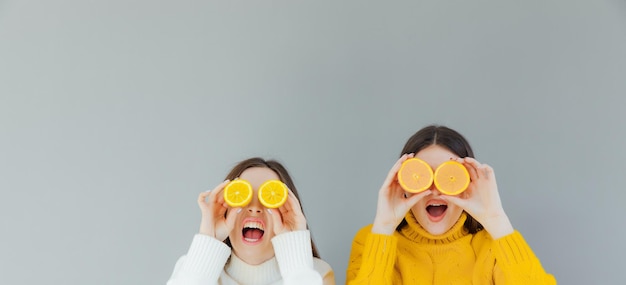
[225,254,281,284]
[400,211,470,244]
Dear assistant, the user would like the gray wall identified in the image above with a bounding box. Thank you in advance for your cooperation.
[1,1,625,284]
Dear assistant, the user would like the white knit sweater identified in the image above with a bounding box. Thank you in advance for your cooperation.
[167,230,334,285]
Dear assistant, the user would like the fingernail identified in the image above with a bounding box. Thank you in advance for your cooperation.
[205,189,212,192]
[236,208,242,213]
[267,209,273,215]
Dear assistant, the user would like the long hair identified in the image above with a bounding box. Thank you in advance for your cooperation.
[222,157,321,258]
[396,125,484,234]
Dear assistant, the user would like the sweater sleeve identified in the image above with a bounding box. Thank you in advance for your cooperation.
[492,231,557,285]
[346,225,398,285]
[166,234,231,285]
[272,230,326,285]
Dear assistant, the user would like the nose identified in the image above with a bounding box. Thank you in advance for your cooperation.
[429,183,442,195]
[247,206,263,214]
[246,194,263,214]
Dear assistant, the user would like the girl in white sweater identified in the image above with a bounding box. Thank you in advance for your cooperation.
[167,157,335,285]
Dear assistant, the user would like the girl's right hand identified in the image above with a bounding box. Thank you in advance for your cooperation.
[372,153,431,235]
[197,180,241,241]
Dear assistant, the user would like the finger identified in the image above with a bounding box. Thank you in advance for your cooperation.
[440,194,469,210]
[216,190,226,205]
[389,181,407,198]
[216,202,229,218]
[463,159,479,182]
[381,153,412,193]
[215,186,232,211]
[462,156,481,165]
[455,157,479,181]
[224,207,241,230]
[479,164,495,180]
[207,179,231,203]
[198,191,211,206]
[283,189,303,216]
[405,189,431,207]
[268,208,284,233]
[462,157,483,172]
[278,201,290,217]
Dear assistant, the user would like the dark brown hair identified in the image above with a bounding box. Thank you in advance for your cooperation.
[222,157,321,258]
[396,125,484,234]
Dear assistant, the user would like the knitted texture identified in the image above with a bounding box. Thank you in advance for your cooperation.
[347,212,556,285]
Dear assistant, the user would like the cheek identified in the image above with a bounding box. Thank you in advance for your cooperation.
[410,207,427,223]
[447,205,464,220]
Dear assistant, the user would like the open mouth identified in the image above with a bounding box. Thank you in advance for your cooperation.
[242,218,265,245]
[426,203,448,221]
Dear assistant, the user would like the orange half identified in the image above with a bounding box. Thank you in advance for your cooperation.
[397,158,434,193]
[258,180,288,208]
[223,180,253,207]
[434,161,470,195]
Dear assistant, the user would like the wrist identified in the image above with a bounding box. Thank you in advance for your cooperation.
[199,224,216,238]
[480,213,514,239]
[372,219,396,235]
[198,229,214,238]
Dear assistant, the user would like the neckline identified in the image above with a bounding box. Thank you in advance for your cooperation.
[400,211,470,244]
[225,254,281,284]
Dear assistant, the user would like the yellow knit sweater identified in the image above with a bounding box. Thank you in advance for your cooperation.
[346,212,556,285]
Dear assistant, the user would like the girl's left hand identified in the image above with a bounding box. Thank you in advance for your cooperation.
[442,157,514,239]
[269,189,308,235]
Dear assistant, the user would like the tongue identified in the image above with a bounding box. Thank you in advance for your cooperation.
[427,205,447,217]
[243,228,264,240]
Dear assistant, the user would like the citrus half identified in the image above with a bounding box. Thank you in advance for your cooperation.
[433,161,470,195]
[223,180,253,207]
[397,158,434,193]
[258,180,288,208]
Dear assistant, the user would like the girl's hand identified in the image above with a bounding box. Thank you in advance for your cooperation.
[372,153,432,235]
[269,189,308,235]
[442,157,514,239]
[197,180,241,241]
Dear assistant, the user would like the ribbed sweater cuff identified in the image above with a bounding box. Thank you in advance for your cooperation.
[180,234,231,279]
[272,230,314,275]
[493,230,536,267]
[361,233,398,277]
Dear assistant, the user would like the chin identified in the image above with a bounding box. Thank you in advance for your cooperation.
[419,212,460,236]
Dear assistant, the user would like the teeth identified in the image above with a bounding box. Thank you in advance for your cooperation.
[429,204,445,207]
[244,221,264,231]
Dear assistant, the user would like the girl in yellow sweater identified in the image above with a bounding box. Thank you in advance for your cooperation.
[346,125,556,285]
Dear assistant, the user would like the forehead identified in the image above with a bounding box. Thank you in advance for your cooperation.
[415,144,460,168]
[239,167,280,188]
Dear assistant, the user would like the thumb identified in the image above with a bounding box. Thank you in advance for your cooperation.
[225,207,242,230]
[268,208,285,234]
[405,190,432,208]
[440,194,469,210]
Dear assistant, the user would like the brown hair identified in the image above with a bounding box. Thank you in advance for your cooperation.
[222,157,321,258]
[396,125,484,234]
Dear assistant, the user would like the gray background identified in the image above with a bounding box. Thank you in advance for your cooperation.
[1,0,625,284]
